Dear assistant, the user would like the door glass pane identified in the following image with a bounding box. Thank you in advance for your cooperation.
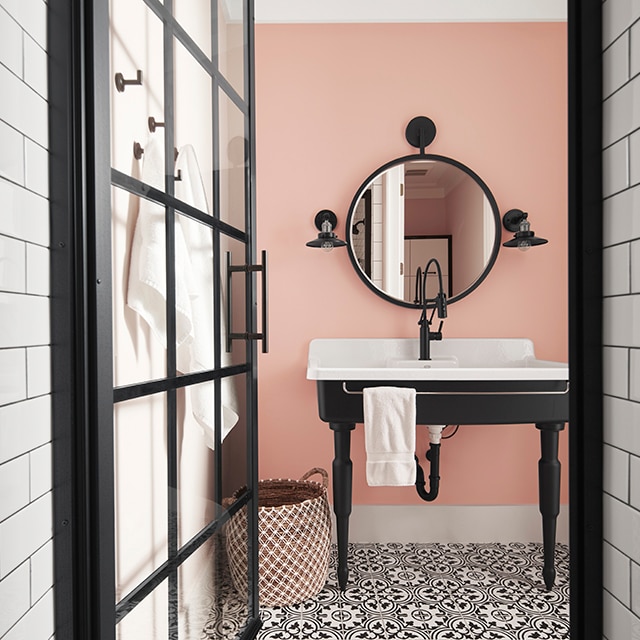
[221,373,248,506]
[114,394,168,601]
[176,379,217,546]
[176,372,247,545]
[112,184,168,387]
[174,211,215,376]
[174,0,211,59]
[222,236,249,365]
[110,0,164,179]
[175,39,214,217]
[179,534,249,640]
[218,91,247,231]
[116,580,168,640]
[217,0,245,99]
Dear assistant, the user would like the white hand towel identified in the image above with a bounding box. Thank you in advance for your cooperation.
[127,134,195,348]
[174,145,240,448]
[363,386,416,486]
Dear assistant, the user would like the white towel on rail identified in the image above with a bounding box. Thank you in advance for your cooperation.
[363,386,416,486]
[174,145,239,448]
[127,134,195,348]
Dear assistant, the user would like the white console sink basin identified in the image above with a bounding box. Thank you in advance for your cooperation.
[307,338,568,381]
[308,337,570,595]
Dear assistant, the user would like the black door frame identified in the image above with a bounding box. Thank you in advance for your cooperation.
[49,0,602,638]
[49,0,261,638]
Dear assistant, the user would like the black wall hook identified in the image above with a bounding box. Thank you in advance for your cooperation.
[133,141,180,181]
[148,117,164,132]
[133,141,144,160]
[115,70,143,92]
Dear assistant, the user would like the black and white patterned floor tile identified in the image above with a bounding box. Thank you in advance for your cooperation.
[253,542,570,640]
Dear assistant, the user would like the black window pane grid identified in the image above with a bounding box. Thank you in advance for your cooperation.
[109,0,257,636]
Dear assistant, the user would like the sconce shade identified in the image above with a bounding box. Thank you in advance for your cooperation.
[502,209,548,250]
[306,209,347,250]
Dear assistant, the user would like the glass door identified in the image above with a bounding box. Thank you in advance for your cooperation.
[88,0,260,637]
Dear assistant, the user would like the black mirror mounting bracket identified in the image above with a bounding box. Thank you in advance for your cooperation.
[405,116,437,154]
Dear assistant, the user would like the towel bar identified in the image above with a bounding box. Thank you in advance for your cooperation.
[341,381,570,396]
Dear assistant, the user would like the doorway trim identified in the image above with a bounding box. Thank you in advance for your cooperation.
[567,0,603,636]
[49,0,603,638]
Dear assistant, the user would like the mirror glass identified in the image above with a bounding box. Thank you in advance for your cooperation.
[346,154,501,308]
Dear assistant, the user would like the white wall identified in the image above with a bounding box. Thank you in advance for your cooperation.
[0,1,54,639]
[602,1,640,638]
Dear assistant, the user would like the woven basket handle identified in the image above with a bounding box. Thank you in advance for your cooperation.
[299,467,329,488]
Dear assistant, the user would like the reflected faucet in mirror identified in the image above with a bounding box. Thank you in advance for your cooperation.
[414,266,423,305]
[418,258,448,360]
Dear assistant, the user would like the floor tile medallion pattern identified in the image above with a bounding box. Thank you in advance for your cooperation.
[203,542,570,640]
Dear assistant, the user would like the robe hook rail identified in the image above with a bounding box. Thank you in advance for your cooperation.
[115,70,143,92]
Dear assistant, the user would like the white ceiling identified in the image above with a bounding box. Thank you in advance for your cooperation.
[254,0,567,24]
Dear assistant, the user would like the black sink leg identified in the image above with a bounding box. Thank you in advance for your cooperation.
[536,421,565,590]
[330,422,355,591]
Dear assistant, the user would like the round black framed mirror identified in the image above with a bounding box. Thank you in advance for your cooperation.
[346,153,502,309]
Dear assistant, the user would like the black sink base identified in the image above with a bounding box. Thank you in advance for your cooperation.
[537,421,565,590]
[318,379,569,592]
[329,420,565,592]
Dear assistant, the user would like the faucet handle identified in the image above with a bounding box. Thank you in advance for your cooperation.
[429,320,444,341]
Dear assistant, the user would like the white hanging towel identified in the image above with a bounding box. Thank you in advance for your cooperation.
[363,387,416,486]
[127,134,195,348]
[174,145,239,448]
[127,137,239,448]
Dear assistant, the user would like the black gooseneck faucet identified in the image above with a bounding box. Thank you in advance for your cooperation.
[418,257,448,360]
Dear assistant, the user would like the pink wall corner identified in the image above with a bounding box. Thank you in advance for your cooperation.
[255,22,568,506]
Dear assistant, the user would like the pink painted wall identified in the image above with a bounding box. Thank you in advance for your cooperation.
[255,22,568,505]
[446,176,487,293]
[405,199,447,236]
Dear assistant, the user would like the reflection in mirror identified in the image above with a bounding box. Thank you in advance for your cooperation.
[347,155,500,308]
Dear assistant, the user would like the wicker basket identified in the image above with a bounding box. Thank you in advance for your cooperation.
[225,468,332,607]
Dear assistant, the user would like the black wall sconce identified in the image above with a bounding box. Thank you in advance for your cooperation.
[502,209,548,250]
[306,210,347,252]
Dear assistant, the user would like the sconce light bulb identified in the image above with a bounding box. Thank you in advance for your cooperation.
[321,241,334,252]
[517,240,532,251]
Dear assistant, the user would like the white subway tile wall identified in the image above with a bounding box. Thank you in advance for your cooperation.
[603,346,629,397]
[0,1,53,639]
[603,442,630,502]
[633,561,640,617]
[603,138,630,197]
[604,541,632,607]
[602,1,640,637]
